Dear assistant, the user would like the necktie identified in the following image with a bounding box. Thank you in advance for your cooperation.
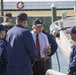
[36,34,41,60]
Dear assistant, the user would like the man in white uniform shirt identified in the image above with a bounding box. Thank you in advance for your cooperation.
[31,18,50,75]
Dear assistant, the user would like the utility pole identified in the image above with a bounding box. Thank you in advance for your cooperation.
[1,0,4,16]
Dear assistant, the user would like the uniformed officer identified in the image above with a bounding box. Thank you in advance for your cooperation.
[2,12,14,32]
[0,24,7,75]
[6,13,37,75]
[66,26,76,75]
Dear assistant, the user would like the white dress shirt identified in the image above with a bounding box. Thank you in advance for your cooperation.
[31,31,50,58]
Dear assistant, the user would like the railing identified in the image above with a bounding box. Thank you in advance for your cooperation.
[0,1,75,10]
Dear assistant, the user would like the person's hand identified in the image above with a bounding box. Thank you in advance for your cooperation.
[44,45,51,60]
[32,60,36,66]
[44,55,49,60]
[44,46,51,54]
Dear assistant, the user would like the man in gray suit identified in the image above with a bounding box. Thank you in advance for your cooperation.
[6,13,38,75]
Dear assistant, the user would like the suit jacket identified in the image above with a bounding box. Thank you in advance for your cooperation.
[42,30,58,56]
[6,24,38,75]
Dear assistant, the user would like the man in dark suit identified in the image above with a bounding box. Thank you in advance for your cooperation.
[6,13,38,75]
[66,26,76,75]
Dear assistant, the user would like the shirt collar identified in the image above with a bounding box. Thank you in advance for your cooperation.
[31,31,42,36]
[15,24,25,29]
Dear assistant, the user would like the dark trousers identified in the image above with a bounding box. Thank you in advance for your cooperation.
[32,58,46,75]
[0,63,6,75]
[46,57,52,71]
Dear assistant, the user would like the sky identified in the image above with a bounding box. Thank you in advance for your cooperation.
[3,0,75,2]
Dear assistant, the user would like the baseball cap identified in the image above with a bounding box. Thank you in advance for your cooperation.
[0,24,6,31]
[4,12,12,18]
[66,26,76,34]
[16,13,28,20]
[31,18,44,26]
